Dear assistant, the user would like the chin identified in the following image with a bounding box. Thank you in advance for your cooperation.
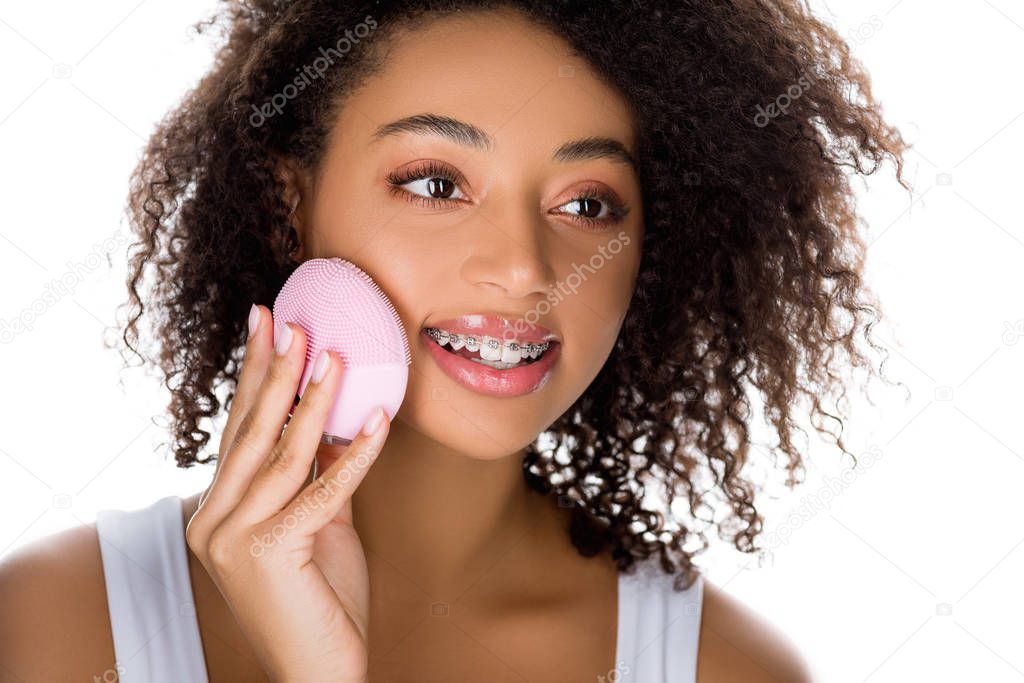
[397,383,566,460]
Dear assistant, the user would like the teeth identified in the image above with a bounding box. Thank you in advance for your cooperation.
[480,337,502,362]
[470,357,520,370]
[424,328,551,365]
[501,341,522,364]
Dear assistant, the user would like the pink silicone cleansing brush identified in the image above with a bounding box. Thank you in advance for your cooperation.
[272,257,411,445]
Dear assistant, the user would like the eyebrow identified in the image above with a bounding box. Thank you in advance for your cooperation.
[371,113,638,170]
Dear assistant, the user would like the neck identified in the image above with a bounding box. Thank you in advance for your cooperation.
[317,419,559,594]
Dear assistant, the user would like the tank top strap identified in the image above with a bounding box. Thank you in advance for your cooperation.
[96,495,209,683]
[616,557,704,682]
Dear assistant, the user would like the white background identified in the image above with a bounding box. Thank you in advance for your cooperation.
[1,1,1022,680]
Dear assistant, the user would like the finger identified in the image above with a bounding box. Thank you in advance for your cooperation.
[221,304,276,463]
[272,408,389,538]
[230,349,345,524]
[200,304,274,510]
[195,321,309,528]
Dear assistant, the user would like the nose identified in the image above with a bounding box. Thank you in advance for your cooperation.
[459,206,556,300]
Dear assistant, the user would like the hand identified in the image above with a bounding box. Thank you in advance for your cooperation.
[185,304,389,683]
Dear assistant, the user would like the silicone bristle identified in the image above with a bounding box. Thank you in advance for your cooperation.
[272,258,412,369]
[350,267,413,366]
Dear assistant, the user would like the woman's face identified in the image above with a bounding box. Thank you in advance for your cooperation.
[291,9,644,458]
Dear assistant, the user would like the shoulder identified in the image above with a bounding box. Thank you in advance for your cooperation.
[0,519,118,681]
[696,576,814,683]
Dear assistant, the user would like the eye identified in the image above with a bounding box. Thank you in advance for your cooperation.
[386,163,630,230]
[386,160,468,207]
[551,185,630,230]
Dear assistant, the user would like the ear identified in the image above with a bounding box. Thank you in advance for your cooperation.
[272,154,313,261]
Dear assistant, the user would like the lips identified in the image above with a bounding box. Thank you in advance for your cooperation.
[419,312,561,397]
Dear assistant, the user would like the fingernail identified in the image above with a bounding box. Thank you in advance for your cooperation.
[247,304,260,340]
[274,323,293,356]
[310,350,330,383]
[361,407,385,436]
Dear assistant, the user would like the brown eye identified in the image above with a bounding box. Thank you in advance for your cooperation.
[555,195,615,222]
[386,160,468,205]
[399,175,466,201]
[425,177,456,199]
[572,198,604,219]
[551,183,630,230]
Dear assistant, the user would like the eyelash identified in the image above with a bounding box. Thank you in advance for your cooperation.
[385,161,630,230]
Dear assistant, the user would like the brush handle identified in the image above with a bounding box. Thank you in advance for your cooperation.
[291,361,407,443]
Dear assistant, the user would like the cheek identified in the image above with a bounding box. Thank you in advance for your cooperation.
[310,168,396,249]
[559,248,640,375]
[308,169,431,303]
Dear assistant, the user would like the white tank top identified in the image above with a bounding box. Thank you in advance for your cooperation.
[96,495,703,682]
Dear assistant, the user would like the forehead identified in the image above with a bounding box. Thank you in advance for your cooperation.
[333,9,637,156]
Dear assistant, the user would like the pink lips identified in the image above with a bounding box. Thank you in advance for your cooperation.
[420,313,561,397]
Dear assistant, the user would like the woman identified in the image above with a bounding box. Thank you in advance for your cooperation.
[0,0,908,680]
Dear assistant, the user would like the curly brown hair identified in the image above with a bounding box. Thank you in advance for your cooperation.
[114,0,911,591]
